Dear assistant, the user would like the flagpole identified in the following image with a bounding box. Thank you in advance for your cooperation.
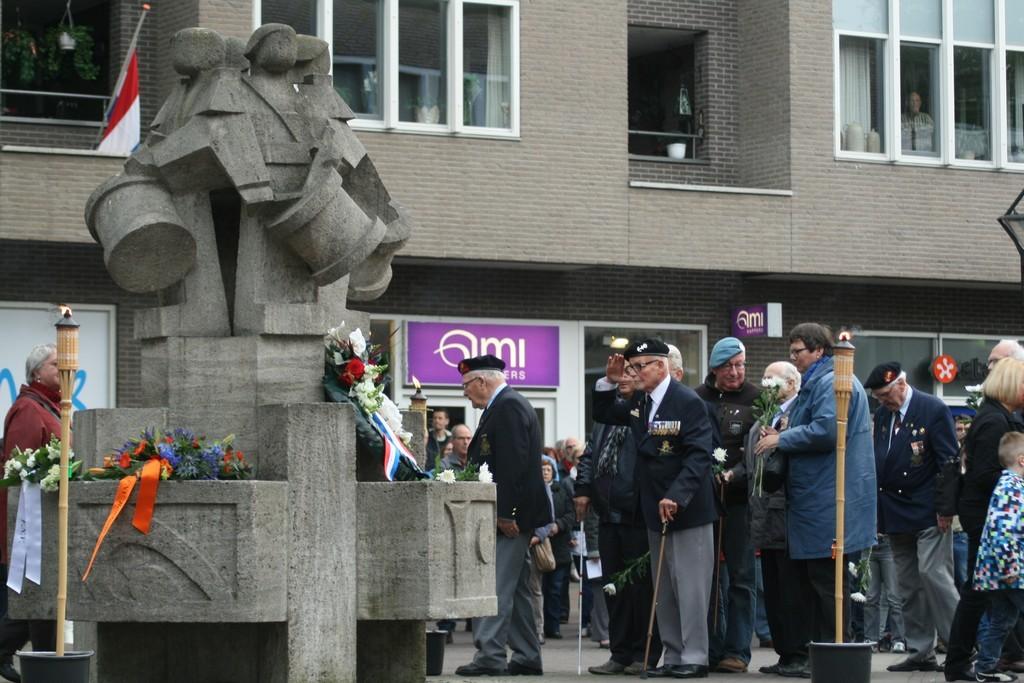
[95,3,150,147]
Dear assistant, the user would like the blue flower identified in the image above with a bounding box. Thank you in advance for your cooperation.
[156,442,180,467]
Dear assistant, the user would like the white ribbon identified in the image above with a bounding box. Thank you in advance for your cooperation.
[7,480,42,594]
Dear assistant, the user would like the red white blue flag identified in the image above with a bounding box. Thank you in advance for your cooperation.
[369,411,419,481]
[97,49,140,154]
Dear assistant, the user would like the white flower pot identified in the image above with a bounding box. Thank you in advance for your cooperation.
[667,143,687,160]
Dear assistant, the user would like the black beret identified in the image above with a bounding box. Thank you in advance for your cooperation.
[458,354,506,375]
[623,338,670,360]
[864,361,902,390]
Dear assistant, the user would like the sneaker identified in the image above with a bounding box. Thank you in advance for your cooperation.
[976,671,1018,682]
[893,640,908,654]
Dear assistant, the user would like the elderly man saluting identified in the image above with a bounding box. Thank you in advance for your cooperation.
[863,362,960,674]
[593,339,718,679]
[454,354,549,677]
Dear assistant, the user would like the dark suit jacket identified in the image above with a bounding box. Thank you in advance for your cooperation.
[872,388,959,534]
[468,385,550,530]
[593,378,718,532]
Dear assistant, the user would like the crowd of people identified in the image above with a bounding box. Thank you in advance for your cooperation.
[449,327,1024,682]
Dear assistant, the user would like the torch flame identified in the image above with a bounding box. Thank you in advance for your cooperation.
[59,305,72,318]
[838,330,852,342]
[412,376,421,391]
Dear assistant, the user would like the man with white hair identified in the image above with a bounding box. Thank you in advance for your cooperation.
[988,339,1024,368]
[454,354,549,677]
[863,362,960,674]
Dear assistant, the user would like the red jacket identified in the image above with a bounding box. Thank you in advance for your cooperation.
[2,384,61,564]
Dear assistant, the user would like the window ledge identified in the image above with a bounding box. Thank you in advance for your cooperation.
[1,145,126,158]
[834,154,1022,172]
[629,180,793,197]
[349,121,520,141]
[0,116,102,128]
[630,154,710,166]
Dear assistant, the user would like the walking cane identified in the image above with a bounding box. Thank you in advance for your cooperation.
[577,517,585,676]
[641,521,669,679]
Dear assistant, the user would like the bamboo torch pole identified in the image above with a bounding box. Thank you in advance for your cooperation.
[54,307,80,657]
[831,333,855,644]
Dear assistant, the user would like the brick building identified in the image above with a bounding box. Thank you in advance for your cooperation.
[1,0,1022,443]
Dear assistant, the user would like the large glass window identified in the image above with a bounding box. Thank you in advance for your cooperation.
[839,36,885,152]
[941,337,1003,398]
[462,4,512,128]
[0,0,111,124]
[853,335,936,397]
[954,46,991,161]
[1009,51,1024,161]
[398,0,448,124]
[266,0,518,134]
[333,0,384,119]
[583,326,702,428]
[901,44,939,155]
[627,26,700,160]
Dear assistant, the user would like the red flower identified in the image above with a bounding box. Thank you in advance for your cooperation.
[118,452,132,469]
[339,358,366,388]
[134,441,147,456]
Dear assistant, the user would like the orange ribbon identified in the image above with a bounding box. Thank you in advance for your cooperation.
[131,459,162,534]
[82,476,137,581]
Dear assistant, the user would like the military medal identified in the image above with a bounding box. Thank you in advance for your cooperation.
[659,440,673,455]
[481,435,491,456]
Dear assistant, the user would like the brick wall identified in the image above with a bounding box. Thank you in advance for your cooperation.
[627,0,739,186]
[199,0,253,41]
[0,240,156,408]
[156,2,201,108]
[0,151,123,243]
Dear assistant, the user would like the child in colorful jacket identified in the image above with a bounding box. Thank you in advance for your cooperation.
[972,431,1024,683]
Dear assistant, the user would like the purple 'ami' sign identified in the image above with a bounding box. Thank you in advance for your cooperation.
[406,322,560,387]
[731,304,769,338]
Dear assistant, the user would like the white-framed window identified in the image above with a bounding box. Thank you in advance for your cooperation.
[832,0,1024,169]
[257,0,519,137]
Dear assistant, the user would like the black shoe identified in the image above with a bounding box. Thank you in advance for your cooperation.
[888,658,942,672]
[507,660,543,676]
[946,669,978,682]
[453,662,507,676]
[777,659,811,678]
[671,664,709,678]
[0,660,19,683]
[759,662,782,674]
[544,631,563,639]
[640,667,675,678]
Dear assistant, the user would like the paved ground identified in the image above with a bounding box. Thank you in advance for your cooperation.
[429,612,956,682]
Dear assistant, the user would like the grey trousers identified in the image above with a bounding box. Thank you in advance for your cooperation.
[889,526,960,662]
[649,523,714,666]
[472,533,543,670]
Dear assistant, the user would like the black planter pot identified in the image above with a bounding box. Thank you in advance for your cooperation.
[809,642,872,683]
[425,630,447,676]
[16,650,93,683]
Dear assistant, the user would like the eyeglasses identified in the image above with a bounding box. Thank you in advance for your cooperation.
[789,347,810,359]
[719,361,745,373]
[461,376,482,390]
[625,359,660,375]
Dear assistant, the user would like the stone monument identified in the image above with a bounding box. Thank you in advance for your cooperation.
[9,24,496,683]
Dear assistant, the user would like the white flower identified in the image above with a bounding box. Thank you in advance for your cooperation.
[850,591,867,604]
[761,376,784,389]
[40,465,61,493]
[438,469,456,484]
[603,583,617,596]
[4,460,16,479]
[19,468,29,481]
[11,460,23,471]
[848,561,857,576]
[966,384,983,394]
[712,448,728,464]
[349,328,367,358]
[478,463,493,483]
[25,455,35,469]
[333,351,345,366]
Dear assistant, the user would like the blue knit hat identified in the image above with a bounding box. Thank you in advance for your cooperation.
[709,337,745,368]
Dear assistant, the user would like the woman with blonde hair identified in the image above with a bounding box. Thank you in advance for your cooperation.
[945,357,1024,682]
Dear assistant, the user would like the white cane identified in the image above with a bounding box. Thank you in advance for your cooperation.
[577,517,585,676]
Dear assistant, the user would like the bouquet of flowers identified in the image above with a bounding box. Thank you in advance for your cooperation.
[435,462,493,484]
[87,428,252,481]
[965,384,983,412]
[751,376,785,496]
[849,546,873,603]
[602,551,651,596]
[323,323,425,481]
[0,437,80,492]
